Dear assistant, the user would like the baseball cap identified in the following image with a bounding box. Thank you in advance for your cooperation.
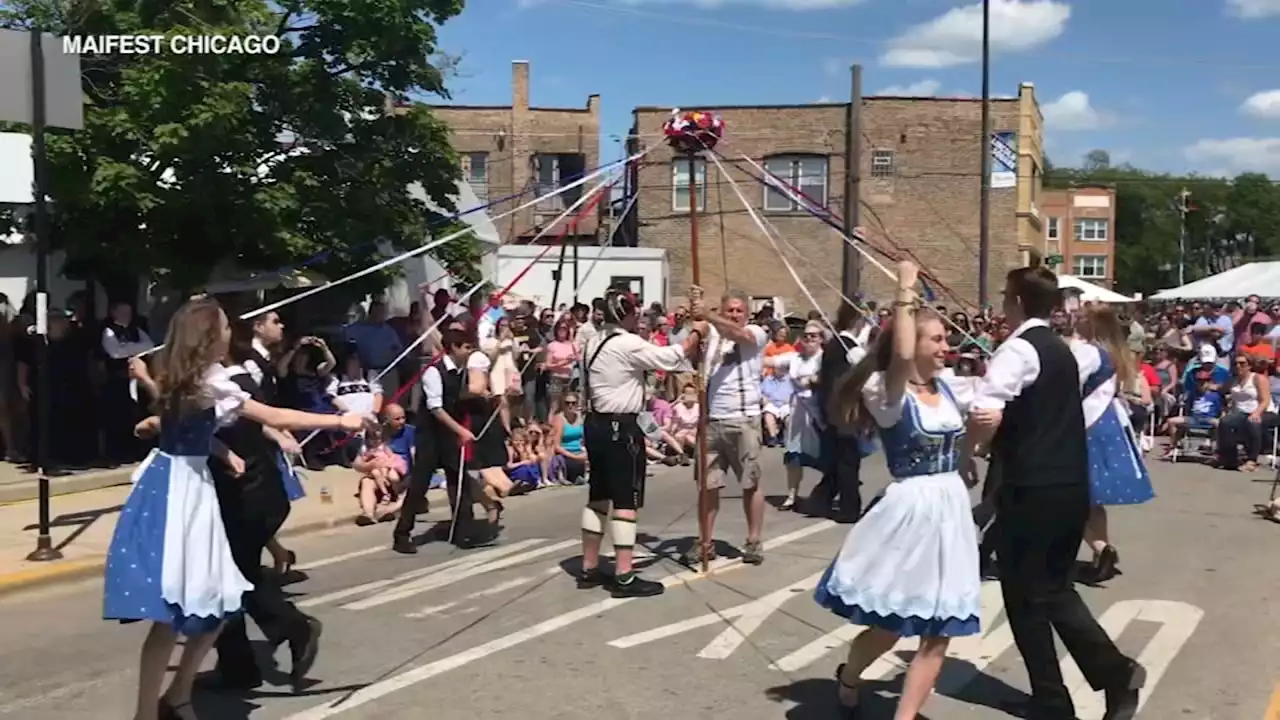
[1197,344,1217,364]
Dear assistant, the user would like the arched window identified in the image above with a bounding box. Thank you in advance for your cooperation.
[762,154,828,212]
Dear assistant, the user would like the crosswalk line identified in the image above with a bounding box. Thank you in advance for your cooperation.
[404,567,561,619]
[342,539,579,611]
[282,519,838,720]
[297,539,546,609]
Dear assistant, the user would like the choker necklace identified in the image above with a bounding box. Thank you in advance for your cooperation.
[907,378,936,389]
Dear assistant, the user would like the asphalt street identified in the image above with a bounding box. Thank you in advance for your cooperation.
[1,449,1277,720]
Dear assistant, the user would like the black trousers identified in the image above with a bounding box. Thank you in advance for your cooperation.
[976,457,1003,563]
[215,479,306,677]
[101,376,144,463]
[996,483,1131,718]
[394,436,471,541]
[810,427,862,519]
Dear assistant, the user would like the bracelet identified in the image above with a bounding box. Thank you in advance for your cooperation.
[891,299,917,309]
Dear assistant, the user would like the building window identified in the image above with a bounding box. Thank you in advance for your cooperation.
[1074,218,1108,242]
[671,158,707,212]
[1046,217,1060,240]
[871,149,895,179]
[762,155,828,212]
[463,152,488,202]
[533,153,586,213]
[1073,255,1108,279]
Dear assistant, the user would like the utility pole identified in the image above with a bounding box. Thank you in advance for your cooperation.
[842,64,862,298]
[1177,188,1190,287]
[977,0,992,309]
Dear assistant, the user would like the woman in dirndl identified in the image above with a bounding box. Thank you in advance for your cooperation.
[103,298,365,720]
[779,322,825,511]
[813,262,981,719]
[1073,304,1154,583]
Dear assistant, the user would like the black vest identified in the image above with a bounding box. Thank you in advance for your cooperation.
[991,325,1088,488]
[250,348,280,404]
[212,370,282,494]
[417,358,465,450]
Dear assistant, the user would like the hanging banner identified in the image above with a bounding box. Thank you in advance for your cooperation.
[990,131,1017,189]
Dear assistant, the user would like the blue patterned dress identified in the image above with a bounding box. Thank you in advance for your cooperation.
[1080,345,1154,506]
[814,373,981,637]
[102,365,255,634]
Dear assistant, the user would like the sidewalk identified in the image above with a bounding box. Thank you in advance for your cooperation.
[0,466,448,597]
[0,462,139,505]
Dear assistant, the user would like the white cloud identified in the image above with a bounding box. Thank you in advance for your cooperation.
[875,78,943,96]
[541,0,865,7]
[814,95,834,103]
[1041,91,1113,131]
[1185,138,1280,176]
[1226,0,1280,18]
[1242,90,1280,120]
[880,0,1070,68]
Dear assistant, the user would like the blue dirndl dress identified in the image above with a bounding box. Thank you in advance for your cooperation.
[276,451,307,501]
[814,373,981,638]
[102,365,255,635]
[1082,347,1154,507]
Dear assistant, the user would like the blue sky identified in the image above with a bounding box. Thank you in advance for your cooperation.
[433,0,1280,177]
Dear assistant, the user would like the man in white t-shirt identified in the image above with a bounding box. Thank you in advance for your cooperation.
[686,287,768,567]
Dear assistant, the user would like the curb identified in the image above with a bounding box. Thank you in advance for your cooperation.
[0,467,138,506]
[0,489,455,600]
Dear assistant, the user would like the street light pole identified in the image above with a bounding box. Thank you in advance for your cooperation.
[977,0,992,308]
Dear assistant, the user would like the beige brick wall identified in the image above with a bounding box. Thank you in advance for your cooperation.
[428,62,601,243]
[631,97,1030,312]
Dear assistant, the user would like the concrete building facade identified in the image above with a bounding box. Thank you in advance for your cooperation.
[427,61,601,243]
[1039,185,1118,287]
[626,83,1044,311]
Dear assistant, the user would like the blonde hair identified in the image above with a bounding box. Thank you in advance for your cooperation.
[1079,305,1136,391]
[832,308,941,431]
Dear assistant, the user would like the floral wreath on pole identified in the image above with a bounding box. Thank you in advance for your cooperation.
[662,109,725,153]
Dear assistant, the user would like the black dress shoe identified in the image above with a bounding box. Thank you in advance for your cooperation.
[288,617,323,692]
[1102,662,1145,720]
[392,537,417,554]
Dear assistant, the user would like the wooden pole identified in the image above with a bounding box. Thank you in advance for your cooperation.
[687,151,711,575]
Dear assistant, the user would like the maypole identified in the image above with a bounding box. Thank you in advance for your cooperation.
[663,110,725,575]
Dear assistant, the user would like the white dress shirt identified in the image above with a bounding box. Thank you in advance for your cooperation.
[421,352,488,411]
[584,328,690,414]
[973,319,1100,411]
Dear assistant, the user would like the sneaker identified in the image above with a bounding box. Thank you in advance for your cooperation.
[679,544,717,568]
[741,539,764,565]
[609,573,665,598]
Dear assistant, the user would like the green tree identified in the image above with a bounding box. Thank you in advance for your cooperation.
[1046,152,1280,296]
[0,0,477,293]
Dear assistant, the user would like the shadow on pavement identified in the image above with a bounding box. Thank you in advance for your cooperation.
[22,503,124,552]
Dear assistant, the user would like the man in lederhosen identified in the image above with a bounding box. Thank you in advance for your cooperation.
[209,312,322,693]
[966,267,1144,720]
[576,288,706,598]
[394,327,497,553]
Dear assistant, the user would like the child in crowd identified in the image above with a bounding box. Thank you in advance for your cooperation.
[760,363,794,447]
[1161,368,1224,457]
[353,420,407,525]
[505,427,544,493]
[664,382,700,459]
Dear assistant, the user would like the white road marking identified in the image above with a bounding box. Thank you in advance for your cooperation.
[342,539,578,610]
[771,581,1007,675]
[281,520,836,719]
[607,572,821,659]
[297,539,546,608]
[404,567,561,619]
[1060,599,1204,720]
[0,671,131,715]
[295,546,387,571]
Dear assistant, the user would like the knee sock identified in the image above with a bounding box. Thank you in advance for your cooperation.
[609,516,637,583]
[580,506,606,536]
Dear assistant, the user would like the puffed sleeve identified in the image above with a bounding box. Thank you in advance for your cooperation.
[204,365,250,425]
[859,371,905,428]
[940,373,978,414]
[467,350,493,372]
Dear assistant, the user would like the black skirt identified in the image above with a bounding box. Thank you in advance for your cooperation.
[465,398,508,470]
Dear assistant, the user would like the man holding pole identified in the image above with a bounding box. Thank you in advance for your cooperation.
[577,287,706,598]
[681,288,769,568]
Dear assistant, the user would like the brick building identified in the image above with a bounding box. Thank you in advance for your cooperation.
[1039,185,1117,287]
[625,83,1044,311]
[427,61,601,243]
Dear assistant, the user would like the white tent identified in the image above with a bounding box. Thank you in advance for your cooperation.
[1058,274,1136,303]
[1150,262,1280,301]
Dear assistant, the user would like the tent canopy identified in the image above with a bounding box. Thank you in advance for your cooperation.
[1058,274,1135,303]
[1150,262,1280,301]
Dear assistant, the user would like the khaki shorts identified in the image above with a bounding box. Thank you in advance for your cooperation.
[704,417,762,491]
